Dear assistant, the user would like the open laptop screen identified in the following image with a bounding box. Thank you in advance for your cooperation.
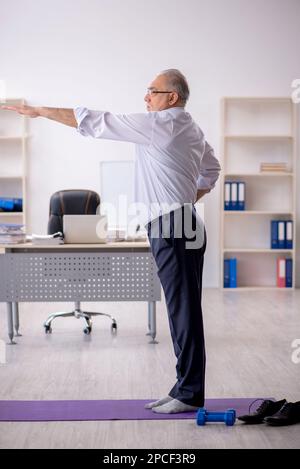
[63,215,107,244]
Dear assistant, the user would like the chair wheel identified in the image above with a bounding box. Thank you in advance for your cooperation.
[44,325,52,334]
[111,322,117,334]
[83,326,92,335]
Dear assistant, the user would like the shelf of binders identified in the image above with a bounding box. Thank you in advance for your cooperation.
[220,97,297,290]
[0,98,27,228]
[223,252,294,289]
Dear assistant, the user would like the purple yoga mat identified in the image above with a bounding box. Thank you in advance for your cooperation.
[0,398,269,422]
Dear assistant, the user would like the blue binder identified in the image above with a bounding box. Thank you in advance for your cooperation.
[231,183,238,211]
[224,259,230,288]
[285,259,293,287]
[271,220,278,249]
[285,221,293,249]
[224,182,231,211]
[237,182,245,210]
[13,198,23,211]
[277,221,285,249]
[0,199,14,211]
[229,258,237,288]
[0,197,23,212]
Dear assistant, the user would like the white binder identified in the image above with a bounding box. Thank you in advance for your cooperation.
[231,182,238,210]
[224,182,231,210]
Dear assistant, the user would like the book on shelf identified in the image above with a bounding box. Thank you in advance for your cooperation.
[224,181,245,210]
[271,220,293,249]
[237,182,245,210]
[0,222,26,244]
[277,258,293,288]
[285,221,293,248]
[0,197,23,212]
[260,162,288,172]
[231,182,238,210]
[224,182,230,210]
[224,258,237,288]
[286,258,293,287]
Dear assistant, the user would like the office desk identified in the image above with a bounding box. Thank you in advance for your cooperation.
[0,241,161,344]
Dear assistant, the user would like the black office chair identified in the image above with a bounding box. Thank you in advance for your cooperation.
[43,189,117,335]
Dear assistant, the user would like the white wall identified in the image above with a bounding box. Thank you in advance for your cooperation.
[1,0,299,287]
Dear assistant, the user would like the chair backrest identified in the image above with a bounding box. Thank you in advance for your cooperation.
[47,189,100,235]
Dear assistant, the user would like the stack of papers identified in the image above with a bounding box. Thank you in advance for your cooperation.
[27,232,64,245]
[0,223,26,244]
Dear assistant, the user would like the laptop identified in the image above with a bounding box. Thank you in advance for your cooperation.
[63,215,108,244]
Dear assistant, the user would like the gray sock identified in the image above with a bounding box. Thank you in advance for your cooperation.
[144,396,173,409]
[152,398,199,414]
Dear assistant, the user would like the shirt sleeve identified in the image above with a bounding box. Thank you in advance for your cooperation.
[74,107,154,145]
[196,141,221,190]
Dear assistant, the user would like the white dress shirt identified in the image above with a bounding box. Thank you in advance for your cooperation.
[74,106,221,225]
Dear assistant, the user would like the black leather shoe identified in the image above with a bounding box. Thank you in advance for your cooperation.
[238,399,287,424]
[264,401,300,426]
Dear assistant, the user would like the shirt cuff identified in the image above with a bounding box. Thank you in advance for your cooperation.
[74,106,90,136]
[196,176,213,191]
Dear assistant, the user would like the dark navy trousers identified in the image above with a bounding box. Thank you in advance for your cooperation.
[146,205,207,407]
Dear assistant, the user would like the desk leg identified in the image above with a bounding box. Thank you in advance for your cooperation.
[148,301,158,344]
[12,302,22,337]
[146,303,151,336]
[7,302,17,345]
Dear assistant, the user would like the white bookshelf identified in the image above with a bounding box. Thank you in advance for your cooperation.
[220,97,297,290]
[0,99,27,227]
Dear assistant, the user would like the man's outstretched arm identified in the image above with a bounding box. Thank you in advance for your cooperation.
[0,105,77,128]
[1,105,153,144]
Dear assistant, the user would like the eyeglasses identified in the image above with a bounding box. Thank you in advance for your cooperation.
[146,88,174,96]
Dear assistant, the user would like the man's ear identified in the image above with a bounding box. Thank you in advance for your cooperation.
[170,92,179,105]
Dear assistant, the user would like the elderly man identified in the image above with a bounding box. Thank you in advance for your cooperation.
[1,69,221,413]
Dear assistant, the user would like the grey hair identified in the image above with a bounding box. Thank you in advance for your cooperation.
[159,69,190,105]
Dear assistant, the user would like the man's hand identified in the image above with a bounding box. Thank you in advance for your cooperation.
[1,105,77,127]
[195,188,210,202]
[1,104,40,118]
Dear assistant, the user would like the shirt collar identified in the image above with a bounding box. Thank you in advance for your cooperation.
[167,106,185,112]
[159,106,186,116]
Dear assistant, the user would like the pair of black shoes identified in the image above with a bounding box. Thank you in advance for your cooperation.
[238,399,300,426]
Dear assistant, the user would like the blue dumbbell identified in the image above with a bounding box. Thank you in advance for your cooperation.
[196,408,236,426]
